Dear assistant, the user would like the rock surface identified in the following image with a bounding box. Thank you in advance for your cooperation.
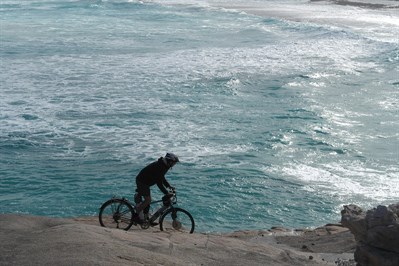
[341,203,399,266]
[0,214,356,266]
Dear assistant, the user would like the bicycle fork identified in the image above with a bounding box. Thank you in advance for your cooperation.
[171,210,177,220]
[170,209,182,230]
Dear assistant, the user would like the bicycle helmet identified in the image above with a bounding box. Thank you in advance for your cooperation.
[164,152,179,167]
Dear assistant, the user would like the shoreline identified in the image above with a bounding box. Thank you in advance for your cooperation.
[311,0,399,9]
[0,214,355,265]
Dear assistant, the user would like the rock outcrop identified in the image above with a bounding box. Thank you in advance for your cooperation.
[0,214,356,266]
[341,203,399,266]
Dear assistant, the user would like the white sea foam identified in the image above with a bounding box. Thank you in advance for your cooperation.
[266,161,399,204]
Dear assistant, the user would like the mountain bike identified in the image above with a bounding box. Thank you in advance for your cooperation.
[98,188,195,233]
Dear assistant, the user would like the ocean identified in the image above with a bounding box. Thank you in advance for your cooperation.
[0,0,398,232]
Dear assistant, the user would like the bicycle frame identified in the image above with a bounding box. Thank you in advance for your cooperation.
[99,190,194,233]
[136,193,177,228]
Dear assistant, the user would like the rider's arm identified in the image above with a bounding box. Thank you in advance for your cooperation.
[163,178,171,189]
[156,181,169,195]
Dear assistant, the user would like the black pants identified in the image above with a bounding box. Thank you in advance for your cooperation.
[134,189,150,214]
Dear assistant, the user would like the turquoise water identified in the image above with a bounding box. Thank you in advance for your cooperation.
[1,0,398,232]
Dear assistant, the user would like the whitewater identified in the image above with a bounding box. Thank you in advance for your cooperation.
[0,0,398,232]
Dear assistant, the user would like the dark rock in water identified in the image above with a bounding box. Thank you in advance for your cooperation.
[341,203,399,266]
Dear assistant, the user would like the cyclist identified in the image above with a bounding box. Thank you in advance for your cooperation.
[132,153,179,224]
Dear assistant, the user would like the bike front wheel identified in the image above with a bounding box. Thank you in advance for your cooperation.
[99,198,135,231]
[159,207,195,233]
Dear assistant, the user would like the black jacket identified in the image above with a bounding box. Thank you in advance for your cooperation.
[136,157,171,194]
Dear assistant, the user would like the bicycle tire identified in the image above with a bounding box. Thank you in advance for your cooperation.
[159,207,195,234]
[99,198,135,231]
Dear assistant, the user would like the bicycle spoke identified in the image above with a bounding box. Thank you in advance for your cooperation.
[99,199,135,230]
[159,208,195,233]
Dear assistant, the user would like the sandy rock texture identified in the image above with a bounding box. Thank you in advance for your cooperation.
[0,214,356,266]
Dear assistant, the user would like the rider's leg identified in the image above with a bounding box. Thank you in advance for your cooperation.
[134,192,142,205]
[133,182,151,223]
[135,195,151,213]
[135,182,150,212]
[143,202,150,215]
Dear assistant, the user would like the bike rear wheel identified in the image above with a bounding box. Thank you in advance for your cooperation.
[99,198,135,230]
[159,207,195,233]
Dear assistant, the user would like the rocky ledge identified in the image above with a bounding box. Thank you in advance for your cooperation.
[0,215,355,266]
[0,203,397,266]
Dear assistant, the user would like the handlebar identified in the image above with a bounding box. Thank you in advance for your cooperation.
[163,188,177,205]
